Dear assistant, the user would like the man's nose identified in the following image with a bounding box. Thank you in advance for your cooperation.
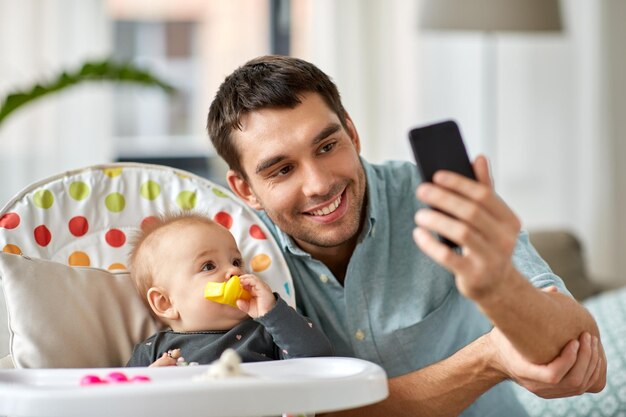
[301,163,332,197]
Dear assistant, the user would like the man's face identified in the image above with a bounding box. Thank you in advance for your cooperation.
[228,92,367,255]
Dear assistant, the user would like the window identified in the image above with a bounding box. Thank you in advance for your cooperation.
[111,19,213,179]
[106,0,275,183]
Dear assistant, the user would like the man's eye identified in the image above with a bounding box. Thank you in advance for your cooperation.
[201,262,216,272]
[320,142,336,153]
[273,165,292,177]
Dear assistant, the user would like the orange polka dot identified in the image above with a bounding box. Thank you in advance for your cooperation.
[2,244,22,255]
[251,253,271,272]
[103,167,123,178]
[69,251,90,267]
[108,263,127,271]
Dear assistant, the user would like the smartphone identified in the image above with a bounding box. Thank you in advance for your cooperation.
[408,120,476,248]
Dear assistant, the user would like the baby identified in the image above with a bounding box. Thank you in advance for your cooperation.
[126,212,333,367]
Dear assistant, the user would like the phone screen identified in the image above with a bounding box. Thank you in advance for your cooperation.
[408,120,476,183]
[408,120,475,248]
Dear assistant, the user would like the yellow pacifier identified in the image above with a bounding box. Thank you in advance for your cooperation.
[204,275,252,308]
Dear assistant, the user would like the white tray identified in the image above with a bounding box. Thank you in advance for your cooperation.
[0,357,388,417]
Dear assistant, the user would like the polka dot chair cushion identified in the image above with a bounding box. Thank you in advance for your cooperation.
[515,287,626,416]
[0,162,294,306]
[0,163,296,368]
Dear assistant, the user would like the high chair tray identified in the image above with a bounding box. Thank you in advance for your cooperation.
[0,357,388,417]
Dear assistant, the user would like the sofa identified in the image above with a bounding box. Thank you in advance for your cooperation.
[528,229,609,301]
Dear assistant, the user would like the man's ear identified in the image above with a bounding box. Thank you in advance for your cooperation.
[344,113,361,154]
[147,287,179,321]
[227,170,263,210]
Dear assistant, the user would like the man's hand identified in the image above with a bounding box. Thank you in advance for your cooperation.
[413,155,520,301]
[413,156,607,371]
[487,325,603,398]
[488,286,606,396]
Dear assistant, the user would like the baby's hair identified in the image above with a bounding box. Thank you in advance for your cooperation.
[128,211,216,307]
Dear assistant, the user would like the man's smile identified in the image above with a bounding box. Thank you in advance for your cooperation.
[306,193,342,216]
[302,189,350,224]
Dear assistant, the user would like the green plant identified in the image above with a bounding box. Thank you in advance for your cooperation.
[0,59,175,127]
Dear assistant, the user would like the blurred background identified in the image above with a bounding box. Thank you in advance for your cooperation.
[0,0,624,287]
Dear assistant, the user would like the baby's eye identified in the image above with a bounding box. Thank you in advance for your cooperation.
[201,262,216,272]
[233,258,244,268]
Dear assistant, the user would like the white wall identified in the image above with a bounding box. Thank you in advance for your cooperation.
[497,1,616,284]
[603,0,626,284]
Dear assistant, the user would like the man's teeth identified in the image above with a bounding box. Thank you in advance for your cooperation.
[311,195,342,216]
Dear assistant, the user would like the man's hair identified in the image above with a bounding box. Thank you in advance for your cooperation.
[206,55,348,178]
[128,211,216,306]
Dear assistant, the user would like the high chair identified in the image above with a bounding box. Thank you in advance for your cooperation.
[0,163,387,417]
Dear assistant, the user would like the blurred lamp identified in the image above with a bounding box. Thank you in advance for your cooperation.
[420,0,562,33]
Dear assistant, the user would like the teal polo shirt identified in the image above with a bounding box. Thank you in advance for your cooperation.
[258,158,567,417]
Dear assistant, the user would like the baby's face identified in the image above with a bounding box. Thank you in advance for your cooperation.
[152,220,249,331]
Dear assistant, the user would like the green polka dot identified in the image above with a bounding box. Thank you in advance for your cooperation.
[212,188,230,198]
[33,189,54,209]
[176,191,197,210]
[140,181,161,200]
[69,181,90,201]
[105,193,126,213]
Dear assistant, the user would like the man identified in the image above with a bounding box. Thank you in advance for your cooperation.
[206,55,606,416]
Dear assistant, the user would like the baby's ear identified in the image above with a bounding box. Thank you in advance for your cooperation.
[147,287,179,321]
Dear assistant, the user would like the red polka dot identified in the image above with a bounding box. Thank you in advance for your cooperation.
[249,224,266,240]
[0,213,20,229]
[214,211,233,229]
[141,216,158,231]
[34,225,52,247]
[105,229,126,248]
[68,216,89,237]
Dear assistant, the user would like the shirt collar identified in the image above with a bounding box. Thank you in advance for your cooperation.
[273,157,379,257]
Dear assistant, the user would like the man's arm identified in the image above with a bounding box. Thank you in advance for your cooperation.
[322,327,599,417]
[477,272,605,384]
[333,334,502,417]
[413,156,605,376]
